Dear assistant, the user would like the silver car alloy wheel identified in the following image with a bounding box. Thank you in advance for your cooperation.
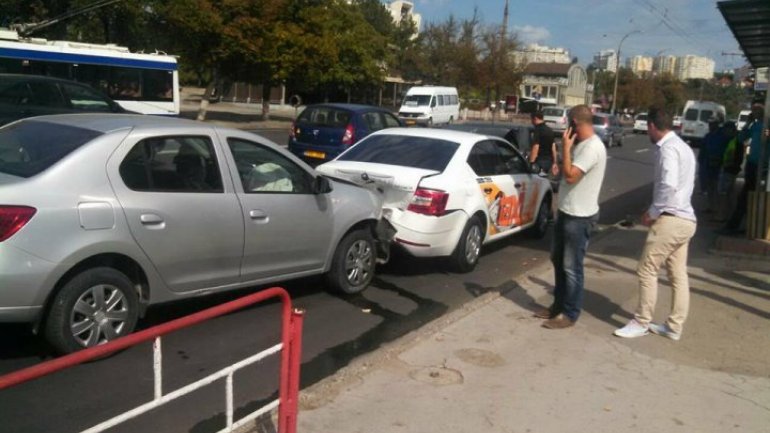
[345,239,374,286]
[70,284,130,348]
[464,224,482,265]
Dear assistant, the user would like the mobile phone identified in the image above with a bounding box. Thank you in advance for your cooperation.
[568,119,577,139]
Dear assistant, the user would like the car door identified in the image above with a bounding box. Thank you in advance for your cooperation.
[222,135,334,280]
[109,133,244,292]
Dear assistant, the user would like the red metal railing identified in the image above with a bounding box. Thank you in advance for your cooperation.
[0,286,304,433]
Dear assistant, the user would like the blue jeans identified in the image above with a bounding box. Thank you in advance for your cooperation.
[550,211,598,321]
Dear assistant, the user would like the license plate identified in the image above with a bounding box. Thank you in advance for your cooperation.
[405,119,416,126]
[304,150,326,159]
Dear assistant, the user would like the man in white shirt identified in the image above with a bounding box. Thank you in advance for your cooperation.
[536,105,607,329]
[614,106,697,341]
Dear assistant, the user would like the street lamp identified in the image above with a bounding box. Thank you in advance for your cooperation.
[610,30,641,115]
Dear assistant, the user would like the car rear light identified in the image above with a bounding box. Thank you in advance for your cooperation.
[341,124,355,146]
[407,188,449,216]
[0,206,36,242]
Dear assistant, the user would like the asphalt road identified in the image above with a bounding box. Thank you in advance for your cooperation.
[0,131,656,433]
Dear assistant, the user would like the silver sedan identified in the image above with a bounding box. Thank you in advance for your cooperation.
[0,114,387,353]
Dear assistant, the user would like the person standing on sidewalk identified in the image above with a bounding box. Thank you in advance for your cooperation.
[614,106,697,341]
[536,105,607,329]
[529,110,557,175]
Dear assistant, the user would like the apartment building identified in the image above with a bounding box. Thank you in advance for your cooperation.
[627,55,653,76]
[652,55,678,76]
[387,1,421,33]
[513,43,571,65]
[593,49,618,72]
[676,55,715,80]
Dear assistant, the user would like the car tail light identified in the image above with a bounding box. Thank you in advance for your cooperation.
[407,188,449,216]
[0,206,36,242]
[341,124,355,146]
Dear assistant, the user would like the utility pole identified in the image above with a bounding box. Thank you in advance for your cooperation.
[610,30,641,115]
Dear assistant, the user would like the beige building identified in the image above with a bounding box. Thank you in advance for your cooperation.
[675,55,715,80]
[513,43,571,66]
[520,63,588,108]
[627,55,653,76]
[653,55,678,76]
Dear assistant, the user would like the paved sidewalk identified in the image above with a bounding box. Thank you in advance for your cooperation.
[292,222,770,433]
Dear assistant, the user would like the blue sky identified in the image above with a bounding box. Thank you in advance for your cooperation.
[409,0,744,71]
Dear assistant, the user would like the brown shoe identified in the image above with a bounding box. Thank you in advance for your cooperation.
[533,307,556,319]
[542,314,575,329]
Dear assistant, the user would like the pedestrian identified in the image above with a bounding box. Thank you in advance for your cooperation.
[721,103,765,234]
[716,122,740,222]
[535,104,607,329]
[614,106,697,341]
[700,118,728,213]
[529,110,557,175]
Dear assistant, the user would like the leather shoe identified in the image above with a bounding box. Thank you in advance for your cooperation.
[542,313,575,329]
[533,307,556,319]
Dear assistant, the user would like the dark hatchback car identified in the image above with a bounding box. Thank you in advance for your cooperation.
[0,74,126,126]
[288,103,403,163]
[439,121,532,152]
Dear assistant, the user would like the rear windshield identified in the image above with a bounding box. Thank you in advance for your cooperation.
[684,109,698,121]
[542,108,564,117]
[739,113,749,122]
[699,110,714,122]
[338,135,459,171]
[297,107,352,127]
[0,121,101,178]
[635,114,647,121]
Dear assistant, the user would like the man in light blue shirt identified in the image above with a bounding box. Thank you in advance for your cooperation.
[615,106,697,341]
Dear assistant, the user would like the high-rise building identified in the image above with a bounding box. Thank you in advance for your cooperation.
[627,55,653,76]
[387,1,421,34]
[513,43,571,65]
[653,55,678,76]
[675,55,715,80]
[594,49,617,72]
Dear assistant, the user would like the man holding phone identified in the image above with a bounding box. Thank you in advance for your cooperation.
[536,105,607,329]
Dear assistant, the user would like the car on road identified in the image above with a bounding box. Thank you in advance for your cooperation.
[0,74,127,126]
[288,103,403,163]
[316,128,553,273]
[0,114,388,353]
[737,109,751,130]
[592,113,624,147]
[542,106,571,132]
[633,113,648,134]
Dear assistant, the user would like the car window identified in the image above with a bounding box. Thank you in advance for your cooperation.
[495,140,528,174]
[684,109,698,121]
[468,140,505,176]
[699,110,714,122]
[60,83,113,112]
[542,108,564,117]
[120,136,223,193]
[363,111,385,131]
[297,107,351,127]
[382,112,401,128]
[592,115,605,125]
[0,82,33,105]
[27,81,67,108]
[338,134,458,171]
[403,95,431,106]
[636,114,647,121]
[227,138,313,194]
[0,120,102,178]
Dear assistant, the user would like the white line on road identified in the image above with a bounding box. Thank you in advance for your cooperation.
[635,149,649,153]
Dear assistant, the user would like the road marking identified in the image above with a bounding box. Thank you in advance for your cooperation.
[635,148,649,153]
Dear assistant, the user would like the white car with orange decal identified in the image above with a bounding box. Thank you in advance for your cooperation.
[316,128,553,272]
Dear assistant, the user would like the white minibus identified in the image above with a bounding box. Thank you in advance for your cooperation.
[398,86,460,126]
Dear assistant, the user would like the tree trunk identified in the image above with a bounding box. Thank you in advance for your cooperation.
[261,83,271,121]
[197,68,219,121]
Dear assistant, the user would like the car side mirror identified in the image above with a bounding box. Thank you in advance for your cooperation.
[312,175,333,194]
[530,162,541,174]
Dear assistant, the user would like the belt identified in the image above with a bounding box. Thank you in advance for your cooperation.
[661,212,676,217]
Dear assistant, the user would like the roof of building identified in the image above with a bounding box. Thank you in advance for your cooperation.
[718,0,770,68]
[522,62,573,77]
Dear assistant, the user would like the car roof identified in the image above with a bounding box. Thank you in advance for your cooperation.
[368,127,496,146]
[21,113,213,134]
[303,103,391,113]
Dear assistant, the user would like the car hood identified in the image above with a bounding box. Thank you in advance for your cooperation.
[317,160,439,210]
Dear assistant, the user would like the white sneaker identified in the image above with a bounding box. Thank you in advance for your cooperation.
[649,322,681,341]
[613,319,649,338]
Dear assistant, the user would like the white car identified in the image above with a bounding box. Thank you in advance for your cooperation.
[633,113,648,134]
[316,128,553,272]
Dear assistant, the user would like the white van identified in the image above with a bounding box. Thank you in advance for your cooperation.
[398,86,460,126]
[737,109,751,130]
[680,100,726,145]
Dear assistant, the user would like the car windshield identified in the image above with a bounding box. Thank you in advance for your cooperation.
[636,114,647,121]
[542,108,564,117]
[739,113,749,122]
[0,121,102,178]
[592,115,607,125]
[699,110,714,122]
[297,107,351,127]
[684,109,698,121]
[402,95,432,107]
[338,135,459,171]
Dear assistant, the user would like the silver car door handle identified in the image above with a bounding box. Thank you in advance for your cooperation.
[249,210,269,222]
[140,213,164,224]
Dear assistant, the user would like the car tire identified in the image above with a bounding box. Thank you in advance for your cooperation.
[327,229,375,295]
[44,267,139,354]
[450,216,483,273]
[529,198,551,239]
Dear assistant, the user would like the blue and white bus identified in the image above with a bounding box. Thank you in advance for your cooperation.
[0,28,179,115]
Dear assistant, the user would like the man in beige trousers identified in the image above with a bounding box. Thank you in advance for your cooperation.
[614,106,697,341]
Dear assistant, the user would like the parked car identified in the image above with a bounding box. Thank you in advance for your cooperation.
[288,103,403,163]
[0,114,389,353]
[542,106,571,132]
[633,113,648,134]
[316,128,553,273]
[592,113,624,147]
[680,100,726,146]
[0,74,126,126]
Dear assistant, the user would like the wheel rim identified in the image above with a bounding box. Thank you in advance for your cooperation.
[345,240,374,286]
[464,224,482,265]
[70,284,130,348]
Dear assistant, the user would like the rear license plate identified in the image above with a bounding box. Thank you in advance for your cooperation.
[304,150,326,159]
[405,119,416,126]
